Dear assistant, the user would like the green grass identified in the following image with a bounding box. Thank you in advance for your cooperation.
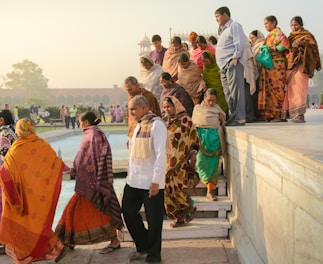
[35,125,127,134]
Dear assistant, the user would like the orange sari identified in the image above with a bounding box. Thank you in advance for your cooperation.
[0,134,64,263]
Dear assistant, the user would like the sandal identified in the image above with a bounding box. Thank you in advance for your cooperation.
[170,220,185,228]
[99,244,121,254]
[206,193,217,201]
[185,207,196,223]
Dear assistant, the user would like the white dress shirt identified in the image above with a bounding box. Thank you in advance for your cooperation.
[127,119,167,190]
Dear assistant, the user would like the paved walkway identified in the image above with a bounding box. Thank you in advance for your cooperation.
[0,239,240,264]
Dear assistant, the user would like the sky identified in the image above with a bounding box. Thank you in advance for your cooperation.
[0,0,322,89]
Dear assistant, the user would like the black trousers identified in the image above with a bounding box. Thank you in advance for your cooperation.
[122,184,164,262]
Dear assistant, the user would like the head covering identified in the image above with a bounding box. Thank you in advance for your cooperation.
[189,32,198,43]
[15,118,35,138]
[140,54,154,66]
[0,109,14,125]
[166,96,186,115]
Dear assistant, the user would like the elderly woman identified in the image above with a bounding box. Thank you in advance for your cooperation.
[282,16,321,123]
[0,118,68,263]
[139,54,164,103]
[163,96,198,228]
[55,111,123,254]
[192,35,215,73]
[162,36,188,82]
[192,89,226,201]
[160,72,194,117]
[258,16,289,122]
[177,52,206,105]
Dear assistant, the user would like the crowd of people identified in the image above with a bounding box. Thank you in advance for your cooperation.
[0,5,322,264]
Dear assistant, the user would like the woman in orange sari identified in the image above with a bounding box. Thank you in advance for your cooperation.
[0,118,67,263]
[282,16,321,123]
[258,16,289,122]
[55,111,123,254]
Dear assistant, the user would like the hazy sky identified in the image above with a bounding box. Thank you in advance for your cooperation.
[0,0,322,88]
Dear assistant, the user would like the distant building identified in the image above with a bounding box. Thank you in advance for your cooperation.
[138,34,152,56]
[0,84,128,107]
[138,31,218,55]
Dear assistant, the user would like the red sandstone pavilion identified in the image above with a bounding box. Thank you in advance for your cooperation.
[0,84,128,107]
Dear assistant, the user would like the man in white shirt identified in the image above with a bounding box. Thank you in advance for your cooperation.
[122,95,167,264]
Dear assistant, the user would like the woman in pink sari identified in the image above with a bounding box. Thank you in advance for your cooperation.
[282,16,321,123]
[192,35,215,73]
[258,16,289,122]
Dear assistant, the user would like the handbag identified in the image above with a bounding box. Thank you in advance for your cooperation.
[257,46,273,69]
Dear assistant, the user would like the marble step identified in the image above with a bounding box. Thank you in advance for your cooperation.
[138,196,232,220]
[184,175,227,197]
[120,218,231,242]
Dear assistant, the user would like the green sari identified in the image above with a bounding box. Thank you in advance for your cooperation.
[202,50,229,115]
[196,128,221,185]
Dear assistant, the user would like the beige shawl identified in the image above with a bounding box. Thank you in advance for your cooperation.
[192,102,226,156]
[177,61,206,98]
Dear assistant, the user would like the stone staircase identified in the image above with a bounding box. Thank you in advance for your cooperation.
[120,174,232,241]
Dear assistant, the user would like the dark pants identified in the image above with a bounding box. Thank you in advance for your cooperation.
[99,112,106,122]
[70,117,76,129]
[220,61,246,122]
[65,116,70,128]
[122,184,164,262]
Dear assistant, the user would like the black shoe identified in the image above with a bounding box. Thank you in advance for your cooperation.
[226,120,245,126]
[145,256,162,263]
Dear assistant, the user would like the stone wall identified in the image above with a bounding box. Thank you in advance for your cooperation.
[225,128,323,264]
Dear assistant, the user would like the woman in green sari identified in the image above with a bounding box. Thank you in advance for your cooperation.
[192,88,226,201]
[201,50,228,116]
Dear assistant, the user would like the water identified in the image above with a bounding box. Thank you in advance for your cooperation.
[50,133,128,162]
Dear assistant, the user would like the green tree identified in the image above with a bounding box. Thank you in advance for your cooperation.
[5,59,49,104]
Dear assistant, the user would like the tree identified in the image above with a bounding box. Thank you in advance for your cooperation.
[5,59,49,104]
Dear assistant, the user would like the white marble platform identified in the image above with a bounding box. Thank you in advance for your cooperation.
[225,109,323,264]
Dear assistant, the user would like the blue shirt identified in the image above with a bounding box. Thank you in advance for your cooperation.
[216,19,246,69]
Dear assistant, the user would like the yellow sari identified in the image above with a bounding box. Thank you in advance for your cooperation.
[0,133,64,263]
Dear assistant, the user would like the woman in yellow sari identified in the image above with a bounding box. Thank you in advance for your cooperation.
[0,118,67,263]
[163,96,198,228]
[282,16,321,122]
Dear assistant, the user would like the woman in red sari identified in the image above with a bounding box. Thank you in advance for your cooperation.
[282,16,321,123]
[258,16,289,122]
[0,118,67,263]
[55,111,123,254]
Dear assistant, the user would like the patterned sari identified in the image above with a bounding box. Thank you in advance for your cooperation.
[0,120,65,264]
[282,29,321,119]
[55,125,123,246]
[258,27,289,120]
[164,97,198,221]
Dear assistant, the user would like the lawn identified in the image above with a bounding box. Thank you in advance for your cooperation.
[35,125,127,134]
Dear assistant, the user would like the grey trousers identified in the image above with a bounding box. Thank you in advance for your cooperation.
[220,61,246,122]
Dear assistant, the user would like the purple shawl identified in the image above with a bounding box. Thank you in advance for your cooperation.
[74,125,123,229]
[160,83,194,116]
